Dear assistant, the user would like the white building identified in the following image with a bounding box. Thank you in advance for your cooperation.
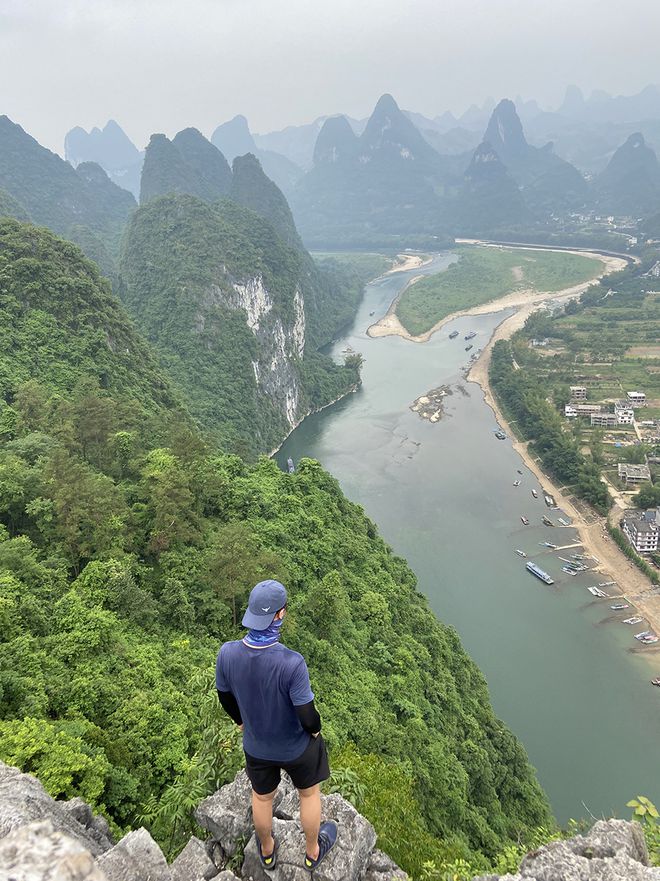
[564,404,578,418]
[627,391,646,406]
[591,413,617,427]
[570,386,588,400]
[618,463,651,484]
[622,514,659,555]
[574,403,602,416]
[644,260,660,278]
[614,401,635,425]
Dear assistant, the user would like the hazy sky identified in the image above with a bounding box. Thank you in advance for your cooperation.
[1,0,659,154]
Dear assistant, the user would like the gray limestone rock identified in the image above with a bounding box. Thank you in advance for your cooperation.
[96,828,170,881]
[195,771,294,858]
[0,819,107,881]
[364,848,409,881]
[241,793,376,881]
[0,761,109,857]
[62,797,115,852]
[475,819,660,881]
[170,836,219,881]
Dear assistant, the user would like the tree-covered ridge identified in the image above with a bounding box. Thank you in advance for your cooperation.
[0,220,551,877]
[0,219,180,418]
[0,116,135,254]
[119,194,360,455]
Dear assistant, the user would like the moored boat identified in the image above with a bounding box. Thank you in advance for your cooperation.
[513,480,521,486]
[494,429,506,440]
[464,331,476,340]
[526,561,554,585]
[611,603,630,610]
[465,344,473,351]
[542,515,554,527]
[624,616,643,625]
[531,489,538,498]
[449,330,459,339]
[521,516,529,525]
[515,549,527,557]
[287,457,295,474]
[651,677,660,687]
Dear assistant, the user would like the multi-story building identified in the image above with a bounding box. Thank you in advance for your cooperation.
[574,403,602,416]
[614,401,635,425]
[626,391,646,406]
[564,404,577,418]
[622,513,659,555]
[618,463,651,484]
[590,413,617,427]
[570,386,588,400]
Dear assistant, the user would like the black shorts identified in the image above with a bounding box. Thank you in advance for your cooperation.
[244,734,330,795]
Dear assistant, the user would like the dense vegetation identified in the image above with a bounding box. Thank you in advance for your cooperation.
[0,116,135,262]
[489,339,611,512]
[397,246,601,336]
[119,194,360,456]
[0,220,553,878]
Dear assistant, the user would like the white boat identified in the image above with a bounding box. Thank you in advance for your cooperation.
[531,490,538,498]
[557,518,569,526]
[624,616,644,625]
[588,586,606,597]
[562,567,577,576]
[515,549,527,557]
[610,603,630,610]
[513,480,521,487]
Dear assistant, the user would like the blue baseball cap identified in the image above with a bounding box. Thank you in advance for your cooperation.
[242,580,288,630]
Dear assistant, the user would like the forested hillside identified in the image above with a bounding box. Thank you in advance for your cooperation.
[119,194,361,455]
[0,116,135,261]
[0,220,552,878]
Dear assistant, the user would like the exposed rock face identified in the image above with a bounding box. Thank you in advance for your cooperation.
[0,761,113,857]
[96,828,171,881]
[0,820,107,881]
[475,819,660,881]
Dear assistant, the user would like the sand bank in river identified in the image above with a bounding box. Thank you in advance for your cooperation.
[368,246,624,342]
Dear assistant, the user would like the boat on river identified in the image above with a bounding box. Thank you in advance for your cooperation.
[652,678,660,687]
[557,517,569,526]
[623,616,643,625]
[588,586,607,596]
[521,516,529,525]
[544,493,557,508]
[563,566,577,576]
[465,344,473,351]
[517,469,523,475]
[635,631,659,644]
[540,541,557,548]
[542,515,555,527]
[515,549,527,557]
[494,429,506,440]
[369,310,375,316]
[611,603,630,610]
[531,489,538,498]
[287,457,295,474]
[464,331,476,340]
[449,330,459,339]
[513,480,521,486]
[526,561,554,584]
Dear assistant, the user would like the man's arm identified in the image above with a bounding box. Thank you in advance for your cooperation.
[217,689,243,726]
[295,700,321,736]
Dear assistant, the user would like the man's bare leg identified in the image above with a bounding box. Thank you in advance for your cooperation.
[252,788,277,856]
[298,784,321,860]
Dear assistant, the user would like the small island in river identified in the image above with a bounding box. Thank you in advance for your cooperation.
[410,385,452,422]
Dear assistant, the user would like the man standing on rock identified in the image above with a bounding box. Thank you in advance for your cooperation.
[216,579,338,872]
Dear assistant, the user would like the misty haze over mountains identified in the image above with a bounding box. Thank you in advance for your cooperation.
[3,81,660,259]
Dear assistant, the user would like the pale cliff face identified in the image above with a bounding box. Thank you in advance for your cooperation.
[209,274,306,428]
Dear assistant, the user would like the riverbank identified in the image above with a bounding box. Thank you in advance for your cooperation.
[383,251,433,276]
[367,244,620,341]
[463,252,660,661]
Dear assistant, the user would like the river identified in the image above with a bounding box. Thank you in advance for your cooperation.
[276,253,660,824]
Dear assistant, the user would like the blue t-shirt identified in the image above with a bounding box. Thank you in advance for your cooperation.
[216,639,315,762]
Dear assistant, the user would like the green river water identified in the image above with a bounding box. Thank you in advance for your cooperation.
[276,252,660,824]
